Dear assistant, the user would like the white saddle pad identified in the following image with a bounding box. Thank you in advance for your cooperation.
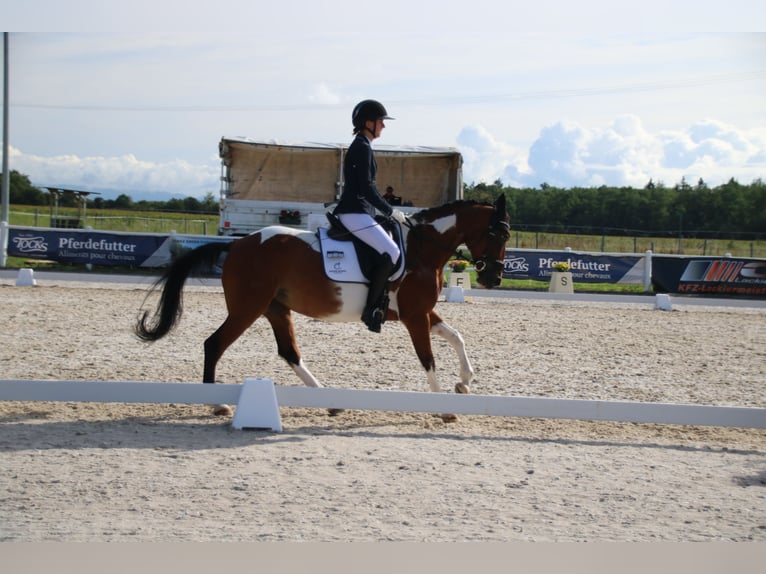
[318,227,405,284]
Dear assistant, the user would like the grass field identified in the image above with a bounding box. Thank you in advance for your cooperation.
[9,206,216,236]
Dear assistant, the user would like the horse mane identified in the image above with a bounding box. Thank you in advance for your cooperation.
[412,199,492,223]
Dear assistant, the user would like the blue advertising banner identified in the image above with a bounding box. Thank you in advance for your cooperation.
[652,255,766,297]
[503,249,645,284]
[7,227,231,268]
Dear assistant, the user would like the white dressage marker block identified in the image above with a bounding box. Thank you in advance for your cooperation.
[15,268,37,286]
[231,377,283,431]
[655,293,673,311]
[549,271,574,294]
[445,286,465,303]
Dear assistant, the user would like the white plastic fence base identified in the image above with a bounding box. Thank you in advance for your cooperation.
[1,379,764,430]
[655,293,673,311]
[16,268,37,286]
[445,286,465,302]
[231,377,283,431]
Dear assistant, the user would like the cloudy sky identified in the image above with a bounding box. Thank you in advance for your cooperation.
[4,1,766,200]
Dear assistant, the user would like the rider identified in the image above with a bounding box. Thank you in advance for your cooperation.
[333,99,406,333]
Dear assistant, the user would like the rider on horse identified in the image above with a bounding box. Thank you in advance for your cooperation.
[333,99,407,333]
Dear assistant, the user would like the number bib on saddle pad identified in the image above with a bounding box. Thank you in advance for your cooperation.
[317,225,406,284]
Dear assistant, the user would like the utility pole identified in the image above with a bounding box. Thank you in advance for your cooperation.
[1,33,10,267]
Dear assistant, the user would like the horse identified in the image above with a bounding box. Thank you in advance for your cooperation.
[135,194,510,421]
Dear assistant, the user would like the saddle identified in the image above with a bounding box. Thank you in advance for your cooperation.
[317,213,406,283]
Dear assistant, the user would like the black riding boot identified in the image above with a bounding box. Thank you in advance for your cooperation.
[362,253,394,333]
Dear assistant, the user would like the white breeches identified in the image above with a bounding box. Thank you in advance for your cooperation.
[337,213,400,262]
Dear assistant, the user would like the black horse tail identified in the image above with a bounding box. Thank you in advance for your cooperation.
[135,241,231,342]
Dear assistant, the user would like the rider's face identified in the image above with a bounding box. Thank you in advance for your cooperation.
[366,118,385,139]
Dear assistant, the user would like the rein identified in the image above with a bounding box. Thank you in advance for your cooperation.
[409,213,509,272]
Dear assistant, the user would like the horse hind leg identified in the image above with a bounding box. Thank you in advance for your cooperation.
[204,310,264,416]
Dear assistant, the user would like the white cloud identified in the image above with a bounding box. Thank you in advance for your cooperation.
[457,125,528,185]
[308,83,342,105]
[459,116,766,189]
[8,114,765,201]
[9,146,219,199]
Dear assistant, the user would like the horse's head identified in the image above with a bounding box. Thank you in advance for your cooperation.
[464,194,510,288]
[408,196,510,288]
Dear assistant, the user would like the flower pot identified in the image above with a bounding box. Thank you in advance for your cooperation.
[549,271,574,294]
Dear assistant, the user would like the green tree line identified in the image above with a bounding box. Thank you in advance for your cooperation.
[464,177,766,239]
[5,169,765,238]
[5,170,219,213]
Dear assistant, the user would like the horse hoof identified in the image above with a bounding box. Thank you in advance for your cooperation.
[455,383,470,394]
[441,413,459,423]
[327,408,345,417]
[212,404,233,417]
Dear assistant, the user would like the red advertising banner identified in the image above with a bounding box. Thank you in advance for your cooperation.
[652,256,766,297]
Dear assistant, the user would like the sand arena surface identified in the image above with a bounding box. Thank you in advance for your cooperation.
[0,277,764,541]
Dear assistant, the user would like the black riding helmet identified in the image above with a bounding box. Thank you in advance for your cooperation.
[352,99,394,134]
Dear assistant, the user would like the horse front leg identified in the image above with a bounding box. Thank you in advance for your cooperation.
[401,314,459,423]
[428,310,474,394]
[265,302,322,388]
[264,303,348,417]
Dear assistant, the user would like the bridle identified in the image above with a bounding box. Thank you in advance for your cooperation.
[456,218,510,273]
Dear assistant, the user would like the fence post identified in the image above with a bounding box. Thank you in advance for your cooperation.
[643,250,653,292]
[0,220,7,267]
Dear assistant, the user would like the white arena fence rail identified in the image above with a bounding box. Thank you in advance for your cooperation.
[1,378,764,433]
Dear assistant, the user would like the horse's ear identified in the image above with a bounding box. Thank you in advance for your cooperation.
[493,194,507,217]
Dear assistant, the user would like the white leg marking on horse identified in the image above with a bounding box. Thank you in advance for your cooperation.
[431,321,475,388]
[426,368,442,393]
[291,359,323,388]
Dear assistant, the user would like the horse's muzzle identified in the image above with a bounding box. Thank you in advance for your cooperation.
[476,271,502,289]
[475,258,504,289]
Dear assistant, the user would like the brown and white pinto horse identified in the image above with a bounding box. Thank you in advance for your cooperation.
[136,195,510,419]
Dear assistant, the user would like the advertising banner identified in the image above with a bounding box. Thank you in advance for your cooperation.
[502,249,645,284]
[652,256,766,297]
[7,227,231,268]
